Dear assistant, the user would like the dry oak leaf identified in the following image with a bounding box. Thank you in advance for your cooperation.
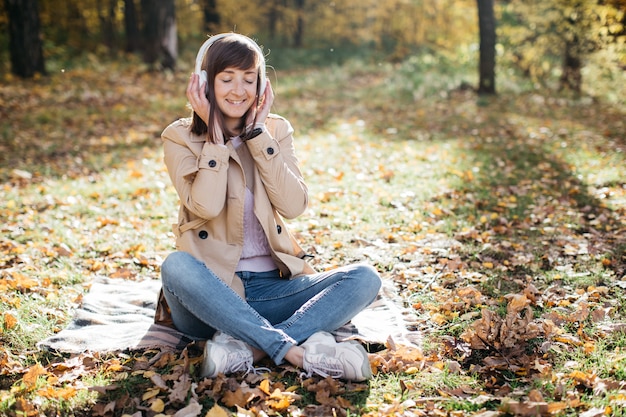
[504,293,531,315]
[500,399,551,416]
[36,385,77,400]
[462,296,542,350]
[173,398,203,417]
[169,373,192,404]
[221,387,247,408]
[3,311,18,330]
[14,397,39,417]
[23,363,48,391]
[569,370,598,388]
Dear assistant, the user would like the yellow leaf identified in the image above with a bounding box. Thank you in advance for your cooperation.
[547,402,568,413]
[150,398,165,413]
[37,386,77,399]
[555,334,582,346]
[142,388,160,400]
[430,313,448,325]
[106,361,126,372]
[569,370,597,387]
[267,396,291,411]
[383,393,396,403]
[3,312,18,330]
[10,272,39,291]
[205,404,231,417]
[259,379,271,395]
[23,364,47,391]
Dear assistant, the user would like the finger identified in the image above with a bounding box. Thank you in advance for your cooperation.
[186,73,198,101]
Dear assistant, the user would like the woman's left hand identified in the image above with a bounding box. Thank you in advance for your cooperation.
[247,79,274,129]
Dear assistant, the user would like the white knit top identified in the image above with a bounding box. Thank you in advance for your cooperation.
[232,136,277,273]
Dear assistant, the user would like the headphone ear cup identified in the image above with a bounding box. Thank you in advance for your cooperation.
[199,70,208,94]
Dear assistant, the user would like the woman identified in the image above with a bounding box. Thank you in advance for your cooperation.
[156,33,381,381]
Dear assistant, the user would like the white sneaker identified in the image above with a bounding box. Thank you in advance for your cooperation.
[301,331,372,381]
[201,332,253,378]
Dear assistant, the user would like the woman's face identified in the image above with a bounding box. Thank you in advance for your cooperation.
[213,66,258,131]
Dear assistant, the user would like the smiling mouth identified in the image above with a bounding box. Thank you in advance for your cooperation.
[227,99,246,105]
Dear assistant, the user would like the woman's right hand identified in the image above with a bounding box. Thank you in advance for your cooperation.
[186,73,210,125]
[187,73,224,145]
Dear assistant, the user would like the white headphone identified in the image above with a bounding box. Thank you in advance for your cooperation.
[194,33,267,97]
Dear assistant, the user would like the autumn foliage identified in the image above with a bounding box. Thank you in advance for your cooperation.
[1,44,626,416]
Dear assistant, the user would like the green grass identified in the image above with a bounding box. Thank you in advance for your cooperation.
[1,45,625,416]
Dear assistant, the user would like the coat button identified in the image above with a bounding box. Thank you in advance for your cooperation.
[198,230,208,239]
[208,160,217,168]
[277,225,282,234]
[266,147,274,155]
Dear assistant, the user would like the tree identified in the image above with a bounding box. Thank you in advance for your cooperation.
[124,0,141,52]
[556,0,595,93]
[477,0,496,94]
[500,0,625,94]
[141,0,177,70]
[98,0,117,51]
[293,0,305,47]
[200,0,220,34]
[4,0,45,78]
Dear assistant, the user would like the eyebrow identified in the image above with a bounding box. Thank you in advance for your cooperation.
[221,69,257,76]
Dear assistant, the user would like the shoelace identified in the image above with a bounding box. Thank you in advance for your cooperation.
[224,351,272,376]
[225,350,255,375]
[302,354,344,379]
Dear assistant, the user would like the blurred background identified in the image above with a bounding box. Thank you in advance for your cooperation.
[1,0,625,104]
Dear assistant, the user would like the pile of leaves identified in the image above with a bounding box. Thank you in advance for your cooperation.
[1,53,626,416]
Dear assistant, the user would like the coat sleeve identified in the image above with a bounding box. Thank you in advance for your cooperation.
[246,116,308,219]
[162,120,230,220]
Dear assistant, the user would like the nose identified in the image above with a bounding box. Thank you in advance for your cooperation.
[232,80,245,95]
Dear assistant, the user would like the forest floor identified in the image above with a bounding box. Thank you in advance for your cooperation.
[1,54,625,416]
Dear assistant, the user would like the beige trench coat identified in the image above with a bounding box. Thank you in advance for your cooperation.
[154,114,315,327]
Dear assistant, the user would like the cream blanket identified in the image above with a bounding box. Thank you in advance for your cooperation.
[38,276,419,354]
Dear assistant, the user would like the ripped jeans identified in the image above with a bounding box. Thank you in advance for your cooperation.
[160,251,381,364]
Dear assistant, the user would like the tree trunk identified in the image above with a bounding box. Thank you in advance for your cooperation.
[201,0,220,34]
[559,38,582,92]
[293,0,305,48]
[141,0,177,70]
[124,0,141,52]
[161,0,177,70]
[4,0,46,78]
[477,0,496,95]
[267,0,279,41]
[98,0,117,51]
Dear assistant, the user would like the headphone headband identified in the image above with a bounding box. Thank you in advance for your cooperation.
[194,33,266,96]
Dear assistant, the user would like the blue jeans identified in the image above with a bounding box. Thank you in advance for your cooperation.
[160,251,381,365]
